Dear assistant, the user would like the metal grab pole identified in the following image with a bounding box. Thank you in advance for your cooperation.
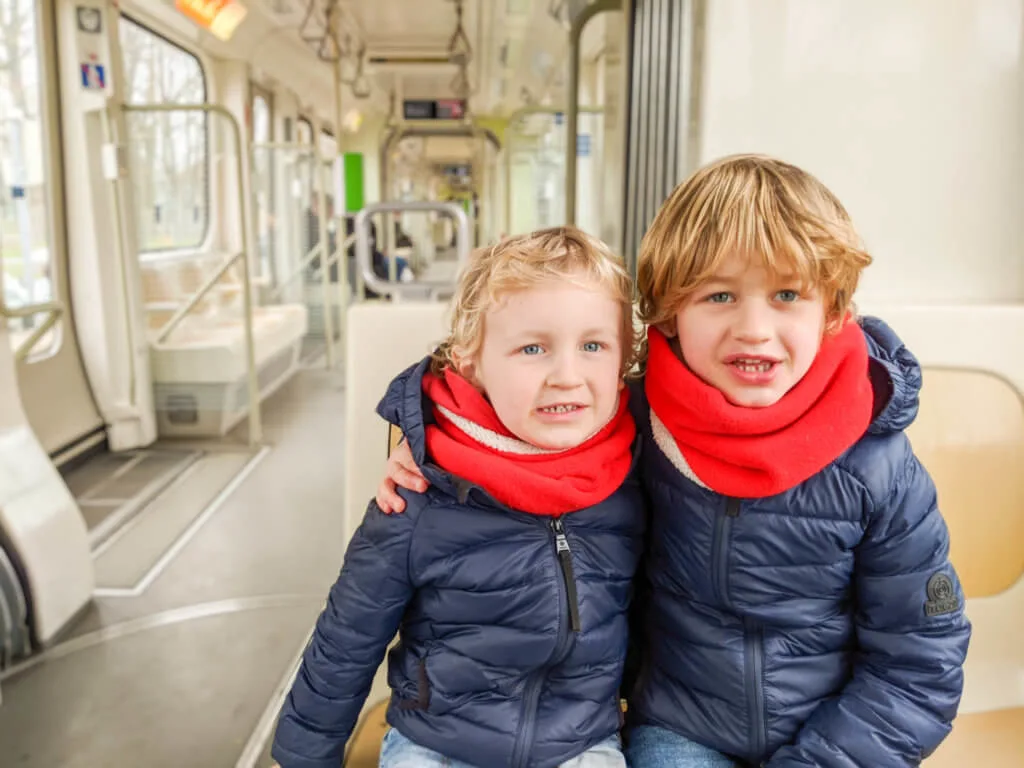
[566,0,622,225]
[154,251,241,343]
[316,162,335,369]
[124,103,262,445]
[332,216,351,366]
[354,201,471,299]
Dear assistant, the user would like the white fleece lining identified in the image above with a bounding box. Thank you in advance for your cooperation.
[435,396,621,456]
[435,405,562,455]
[649,408,710,490]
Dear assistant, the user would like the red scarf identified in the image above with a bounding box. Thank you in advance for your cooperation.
[421,369,636,515]
[644,321,873,498]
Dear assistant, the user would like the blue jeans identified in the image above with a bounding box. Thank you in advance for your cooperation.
[624,725,739,768]
[380,727,626,767]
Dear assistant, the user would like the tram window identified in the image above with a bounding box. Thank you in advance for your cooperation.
[320,129,337,159]
[1,0,57,328]
[297,117,313,145]
[251,90,272,143]
[250,87,274,280]
[119,16,208,253]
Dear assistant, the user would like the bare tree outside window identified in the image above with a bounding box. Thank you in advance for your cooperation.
[120,16,208,253]
[1,0,54,321]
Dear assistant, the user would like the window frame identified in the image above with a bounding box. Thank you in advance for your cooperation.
[296,116,314,145]
[249,81,274,143]
[119,12,211,259]
[1,0,64,358]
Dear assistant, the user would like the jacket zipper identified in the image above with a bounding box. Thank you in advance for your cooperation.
[509,516,578,767]
[552,517,582,632]
[714,499,766,761]
[711,498,740,607]
[744,616,767,761]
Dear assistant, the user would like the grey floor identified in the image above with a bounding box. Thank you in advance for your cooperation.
[0,365,352,767]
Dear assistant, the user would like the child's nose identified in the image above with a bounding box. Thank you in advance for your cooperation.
[733,301,773,344]
[547,353,584,387]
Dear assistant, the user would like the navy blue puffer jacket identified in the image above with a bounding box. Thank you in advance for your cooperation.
[272,357,646,768]
[627,317,971,766]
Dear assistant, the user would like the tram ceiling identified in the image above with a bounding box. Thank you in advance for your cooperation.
[238,0,592,116]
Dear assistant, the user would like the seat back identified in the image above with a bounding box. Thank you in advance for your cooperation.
[861,305,1024,599]
[862,305,1024,742]
[343,301,449,542]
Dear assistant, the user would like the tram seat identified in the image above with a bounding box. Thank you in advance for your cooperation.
[863,305,1024,767]
[139,257,308,437]
[343,300,449,542]
[339,299,449,759]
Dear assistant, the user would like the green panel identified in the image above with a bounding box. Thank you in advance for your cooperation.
[343,153,364,212]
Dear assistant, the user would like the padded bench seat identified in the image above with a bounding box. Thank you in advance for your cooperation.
[149,304,309,436]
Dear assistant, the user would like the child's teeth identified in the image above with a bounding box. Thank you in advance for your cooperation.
[735,360,772,372]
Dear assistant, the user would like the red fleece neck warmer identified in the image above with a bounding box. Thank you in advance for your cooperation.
[421,369,635,515]
[644,321,873,498]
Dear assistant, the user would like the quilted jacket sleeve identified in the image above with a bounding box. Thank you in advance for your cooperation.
[766,451,972,767]
[271,494,423,768]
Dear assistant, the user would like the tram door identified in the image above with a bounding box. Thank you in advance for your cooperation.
[1,1,103,459]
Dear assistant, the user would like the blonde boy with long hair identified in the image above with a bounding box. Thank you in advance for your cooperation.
[273,227,646,768]
[379,155,971,767]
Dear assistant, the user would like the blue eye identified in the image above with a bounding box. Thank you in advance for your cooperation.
[706,292,732,303]
[521,344,543,355]
[776,290,799,303]
[582,341,602,353]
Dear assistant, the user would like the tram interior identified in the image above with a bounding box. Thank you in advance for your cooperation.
[0,0,1022,766]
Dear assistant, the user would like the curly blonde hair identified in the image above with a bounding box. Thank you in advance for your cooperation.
[637,153,872,334]
[431,226,638,376]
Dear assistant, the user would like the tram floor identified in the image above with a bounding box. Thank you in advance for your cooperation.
[0,365,351,767]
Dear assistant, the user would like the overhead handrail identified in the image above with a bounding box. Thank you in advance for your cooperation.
[124,103,261,445]
[566,0,622,225]
[354,201,471,300]
[503,106,605,234]
[0,299,64,363]
[379,123,501,207]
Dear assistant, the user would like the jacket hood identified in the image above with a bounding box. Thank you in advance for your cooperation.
[376,356,434,465]
[858,315,922,435]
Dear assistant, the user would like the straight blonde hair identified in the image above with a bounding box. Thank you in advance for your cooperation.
[637,153,872,333]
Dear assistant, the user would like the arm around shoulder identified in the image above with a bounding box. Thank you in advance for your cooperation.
[767,446,972,767]
[271,493,428,768]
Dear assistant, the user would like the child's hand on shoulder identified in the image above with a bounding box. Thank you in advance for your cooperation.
[376,439,429,514]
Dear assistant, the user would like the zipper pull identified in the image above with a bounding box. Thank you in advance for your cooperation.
[554,522,570,554]
[551,518,582,632]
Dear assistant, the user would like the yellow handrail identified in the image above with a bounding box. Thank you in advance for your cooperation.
[0,299,64,363]
[153,251,242,344]
[124,102,261,445]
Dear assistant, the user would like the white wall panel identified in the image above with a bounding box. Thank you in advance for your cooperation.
[698,0,1024,302]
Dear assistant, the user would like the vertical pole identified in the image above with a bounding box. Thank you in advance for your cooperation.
[566,0,622,225]
[226,107,263,445]
[332,10,347,362]
[317,159,335,369]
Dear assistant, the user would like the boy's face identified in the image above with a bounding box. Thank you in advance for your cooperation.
[465,276,624,450]
[668,251,826,408]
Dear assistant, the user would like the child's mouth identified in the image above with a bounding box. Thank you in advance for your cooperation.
[538,404,584,414]
[733,359,774,373]
[725,356,780,384]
